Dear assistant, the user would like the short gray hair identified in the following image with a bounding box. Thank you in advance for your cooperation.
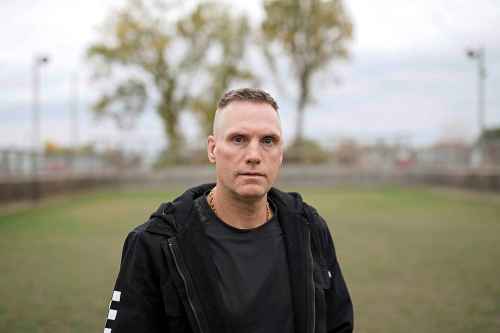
[217,88,279,111]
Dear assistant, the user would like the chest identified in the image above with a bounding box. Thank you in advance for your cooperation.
[206,223,294,332]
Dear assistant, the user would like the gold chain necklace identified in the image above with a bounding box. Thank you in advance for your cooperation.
[208,188,272,221]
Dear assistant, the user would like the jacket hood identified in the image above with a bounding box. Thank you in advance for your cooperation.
[145,183,306,236]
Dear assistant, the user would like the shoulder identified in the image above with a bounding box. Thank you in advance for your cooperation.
[302,201,331,237]
[121,183,214,244]
[269,187,330,229]
[121,221,161,256]
[268,187,306,213]
[120,202,174,256]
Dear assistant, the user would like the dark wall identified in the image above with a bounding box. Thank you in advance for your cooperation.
[1,167,499,205]
[0,175,121,204]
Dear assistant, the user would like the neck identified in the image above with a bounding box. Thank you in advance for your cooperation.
[210,185,270,230]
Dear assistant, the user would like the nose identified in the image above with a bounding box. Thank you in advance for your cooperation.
[245,140,261,165]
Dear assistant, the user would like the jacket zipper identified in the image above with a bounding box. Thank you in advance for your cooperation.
[306,227,316,333]
[168,238,206,333]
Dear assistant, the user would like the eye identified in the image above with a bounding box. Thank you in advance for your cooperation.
[232,135,245,144]
[262,136,275,145]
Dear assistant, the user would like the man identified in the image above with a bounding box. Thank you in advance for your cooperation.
[104,88,353,333]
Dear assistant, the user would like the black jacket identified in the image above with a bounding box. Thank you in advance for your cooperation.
[104,184,353,333]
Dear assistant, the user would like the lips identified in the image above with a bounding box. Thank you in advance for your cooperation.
[239,172,266,177]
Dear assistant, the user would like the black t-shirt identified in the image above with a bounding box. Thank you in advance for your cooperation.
[194,195,294,333]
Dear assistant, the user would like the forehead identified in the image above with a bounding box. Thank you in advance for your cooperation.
[217,101,282,136]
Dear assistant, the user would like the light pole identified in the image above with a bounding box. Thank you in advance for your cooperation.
[466,47,486,139]
[70,72,79,148]
[31,54,50,200]
[33,55,50,152]
[69,72,79,173]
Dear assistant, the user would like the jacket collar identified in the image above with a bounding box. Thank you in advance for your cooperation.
[145,183,215,236]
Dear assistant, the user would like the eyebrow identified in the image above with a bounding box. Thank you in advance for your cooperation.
[225,129,282,139]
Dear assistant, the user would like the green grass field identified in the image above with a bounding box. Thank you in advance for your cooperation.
[1,185,499,333]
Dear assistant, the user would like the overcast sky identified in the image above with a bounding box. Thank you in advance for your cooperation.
[1,0,499,154]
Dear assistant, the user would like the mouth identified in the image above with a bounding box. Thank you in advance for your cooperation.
[239,172,266,178]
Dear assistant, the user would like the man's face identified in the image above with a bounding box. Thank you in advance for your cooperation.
[208,101,283,200]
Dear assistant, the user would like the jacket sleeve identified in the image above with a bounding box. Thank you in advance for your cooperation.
[315,213,354,333]
[103,229,167,333]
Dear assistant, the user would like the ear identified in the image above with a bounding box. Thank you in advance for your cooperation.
[207,135,216,164]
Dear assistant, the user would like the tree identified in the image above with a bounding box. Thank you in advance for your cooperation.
[480,127,500,143]
[261,0,353,146]
[87,0,214,163]
[185,2,257,137]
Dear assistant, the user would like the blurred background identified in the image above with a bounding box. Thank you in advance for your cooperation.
[1,0,499,332]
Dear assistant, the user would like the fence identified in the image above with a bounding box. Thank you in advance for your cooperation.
[0,148,141,179]
[2,143,500,205]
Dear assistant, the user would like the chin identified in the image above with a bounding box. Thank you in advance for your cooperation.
[235,183,268,199]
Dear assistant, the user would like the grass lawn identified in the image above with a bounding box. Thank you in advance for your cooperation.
[0,185,499,333]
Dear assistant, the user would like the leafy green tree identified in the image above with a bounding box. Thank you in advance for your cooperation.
[261,0,353,146]
[87,1,257,163]
[179,2,256,137]
[480,127,500,142]
[87,1,209,162]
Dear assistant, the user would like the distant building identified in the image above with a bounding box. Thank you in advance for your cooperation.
[416,142,472,169]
